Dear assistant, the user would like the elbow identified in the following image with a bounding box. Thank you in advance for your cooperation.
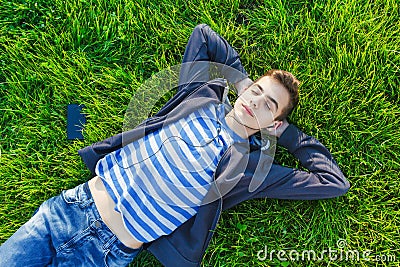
[194,23,209,33]
[337,182,350,198]
[330,175,350,198]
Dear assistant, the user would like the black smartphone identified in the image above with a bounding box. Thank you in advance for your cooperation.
[67,104,86,140]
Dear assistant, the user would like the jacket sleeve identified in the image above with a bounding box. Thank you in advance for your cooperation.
[77,133,123,176]
[222,124,350,210]
[256,124,350,200]
[178,24,249,93]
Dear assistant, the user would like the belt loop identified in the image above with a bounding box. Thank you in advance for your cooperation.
[103,235,118,250]
[79,182,94,208]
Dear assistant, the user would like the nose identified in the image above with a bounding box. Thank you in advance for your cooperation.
[250,97,262,109]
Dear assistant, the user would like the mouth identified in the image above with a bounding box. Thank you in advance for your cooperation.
[242,104,254,117]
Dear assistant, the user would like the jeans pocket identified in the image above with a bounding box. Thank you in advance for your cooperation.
[57,226,94,254]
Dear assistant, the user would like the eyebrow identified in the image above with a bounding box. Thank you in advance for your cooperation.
[255,84,279,112]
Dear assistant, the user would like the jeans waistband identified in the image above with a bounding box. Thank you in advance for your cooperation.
[82,181,142,254]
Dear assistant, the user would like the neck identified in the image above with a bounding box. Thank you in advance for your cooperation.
[224,109,258,139]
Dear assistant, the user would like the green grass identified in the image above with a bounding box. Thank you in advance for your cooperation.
[1,0,399,266]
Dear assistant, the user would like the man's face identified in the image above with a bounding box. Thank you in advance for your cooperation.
[233,76,290,130]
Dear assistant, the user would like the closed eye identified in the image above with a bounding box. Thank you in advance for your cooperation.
[254,83,278,112]
[251,87,270,109]
[251,85,263,95]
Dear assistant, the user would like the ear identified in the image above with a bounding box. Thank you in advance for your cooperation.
[272,120,283,130]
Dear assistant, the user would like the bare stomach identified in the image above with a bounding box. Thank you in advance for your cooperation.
[88,176,144,249]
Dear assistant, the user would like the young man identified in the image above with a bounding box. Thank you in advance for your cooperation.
[0,24,349,266]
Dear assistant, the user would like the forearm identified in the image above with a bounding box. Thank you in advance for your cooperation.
[263,124,350,199]
[219,124,349,211]
[278,124,344,177]
[179,24,249,91]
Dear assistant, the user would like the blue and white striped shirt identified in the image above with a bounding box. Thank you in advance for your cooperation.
[95,103,246,242]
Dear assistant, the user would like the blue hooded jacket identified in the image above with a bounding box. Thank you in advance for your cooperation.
[77,24,350,266]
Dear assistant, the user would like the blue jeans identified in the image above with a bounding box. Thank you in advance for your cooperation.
[0,182,142,266]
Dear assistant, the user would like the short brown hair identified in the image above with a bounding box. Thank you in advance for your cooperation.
[256,69,300,121]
